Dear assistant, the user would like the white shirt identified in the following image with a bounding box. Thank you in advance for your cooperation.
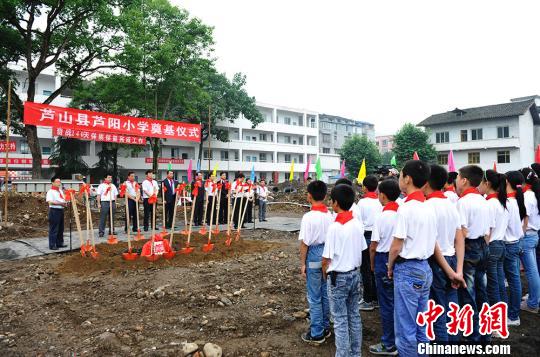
[393,193,437,260]
[125,180,138,198]
[444,190,459,205]
[298,209,334,246]
[524,190,540,233]
[371,206,398,253]
[354,196,382,231]
[396,196,405,206]
[142,179,159,198]
[96,183,118,201]
[486,196,509,242]
[205,181,216,197]
[456,191,490,239]
[505,198,523,243]
[426,195,460,256]
[257,186,269,200]
[46,188,66,209]
[231,180,245,198]
[323,214,366,272]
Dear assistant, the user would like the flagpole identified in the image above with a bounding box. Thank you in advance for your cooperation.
[4,80,11,224]
[207,105,211,173]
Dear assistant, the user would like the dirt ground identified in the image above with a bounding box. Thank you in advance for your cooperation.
[0,230,538,356]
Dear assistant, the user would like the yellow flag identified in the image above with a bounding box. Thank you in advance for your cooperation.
[357,159,366,183]
[289,159,295,181]
[211,163,218,177]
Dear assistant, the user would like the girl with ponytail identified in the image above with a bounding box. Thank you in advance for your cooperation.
[479,170,508,308]
[504,171,525,325]
[518,168,540,313]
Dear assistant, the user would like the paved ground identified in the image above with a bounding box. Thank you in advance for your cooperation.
[0,216,300,261]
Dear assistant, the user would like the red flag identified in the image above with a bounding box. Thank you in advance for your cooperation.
[493,161,497,172]
[535,144,540,164]
[413,151,420,160]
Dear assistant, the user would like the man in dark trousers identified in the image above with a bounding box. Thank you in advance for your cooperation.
[191,171,205,226]
[46,177,68,250]
[142,170,159,231]
[162,170,178,229]
[218,171,229,224]
[124,171,139,233]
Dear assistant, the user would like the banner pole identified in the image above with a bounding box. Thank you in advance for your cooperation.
[207,105,211,173]
[4,80,12,224]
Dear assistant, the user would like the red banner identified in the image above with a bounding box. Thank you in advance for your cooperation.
[0,158,50,165]
[24,101,201,142]
[54,127,145,145]
[145,158,185,164]
[0,142,16,152]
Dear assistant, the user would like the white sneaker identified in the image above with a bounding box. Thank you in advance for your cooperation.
[507,318,520,326]
[522,294,529,301]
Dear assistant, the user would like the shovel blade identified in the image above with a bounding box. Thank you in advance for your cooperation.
[107,235,118,245]
[180,246,194,254]
[198,227,207,235]
[202,243,214,253]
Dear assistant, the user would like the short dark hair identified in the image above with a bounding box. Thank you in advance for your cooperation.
[378,179,400,201]
[307,180,327,201]
[196,171,203,176]
[220,171,227,176]
[260,179,266,183]
[428,164,448,191]
[401,160,430,188]
[531,163,540,178]
[127,171,135,176]
[50,176,59,183]
[459,165,484,187]
[145,170,153,175]
[447,171,458,185]
[363,175,378,192]
[330,184,355,211]
[167,170,173,175]
[335,178,352,186]
[104,173,112,178]
[237,173,245,179]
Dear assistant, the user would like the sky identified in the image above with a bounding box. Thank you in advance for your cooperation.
[175,0,540,135]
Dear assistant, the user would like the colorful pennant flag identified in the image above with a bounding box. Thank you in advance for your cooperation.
[357,158,366,183]
[250,165,255,182]
[340,160,346,178]
[167,161,172,170]
[493,161,497,172]
[448,150,456,172]
[289,159,295,182]
[390,155,396,167]
[187,159,193,182]
[535,144,540,164]
[413,151,420,160]
[315,157,322,180]
[196,159,200,172]
[211,163,218,177]
[304,156,311,182]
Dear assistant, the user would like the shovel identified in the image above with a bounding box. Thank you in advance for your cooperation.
[212,183,222,235]
[79,184,93,254]
[65,189,84,256]
[180,184,188,235]
[163,186,180,260]
[161,182,168,235]
[80,185,99,259]
[203,183,217,252]
[106,184,118,244]
[181,183,199,254]
[145,198,161,262]
[226,181,239,246]
[121,184,138,261]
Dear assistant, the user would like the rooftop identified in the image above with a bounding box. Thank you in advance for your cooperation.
[319,113,373,126]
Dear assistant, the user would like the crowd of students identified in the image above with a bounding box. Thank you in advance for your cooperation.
[298,160,540,356]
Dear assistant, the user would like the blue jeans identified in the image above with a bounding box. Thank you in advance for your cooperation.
[360,231,377,303]
[458,238,489,342]
[306,244,330,337]
[374,252,395,349]
[429,255,459,342]
[521,233,540,308]
[504,240,522,321]
[487,240,507,306]
[328,270,362,357]
[258,199,267,221]
[394,259,432,357]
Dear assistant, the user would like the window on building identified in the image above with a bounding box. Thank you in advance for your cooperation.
[259,133,267,141]
[322,147,330,154]
[20,140,29,154]
[468,152,480,164]
[310,118,316,128]
[382,139,388,146]
[334,148,341,155]
[41,146,51,155]
[251,156,257,162]
[322,134,331,143]
[284,136,291,144]
[461,130,468,142]
[471,128,483,140]
[203,150,213,159]
[292,139,297,145]
[131,151,139,158]
[334,134,337,141]
[171,148,180,158]
[437,154,448,165]
[220,150,229,161]
[181,153,188,159]
[284,117,291,125]
[497,150,510,164]
[298,155,304,164]
[497,126,509,139]
[435,131,450,143]
[259,153,267,162]
[245,136,250,141]
[234,151,239,161]
[245,156,250,162]
[42,90,52,96]
[284,154,291,163]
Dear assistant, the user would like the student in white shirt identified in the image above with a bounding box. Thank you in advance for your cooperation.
[455,165,491,341]
[518,168,540,314]
[96,173,119,237]
[424,165,464,342]
[355,175,382,311]
[368,179,400,355]
[142,170,159,231]
[232,173,246,229]
[388,160,437,356]
[444,171,459,205]
[299,180,333,345]
[46,177,67,250]
[322,184,366,357]
[124,171,139,233]
[205,175,217,226]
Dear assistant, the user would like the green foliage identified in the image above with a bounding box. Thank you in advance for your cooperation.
[381,151,394,165]
[393,123,436,168]
[49,137,88,178]
[340,135,381,177]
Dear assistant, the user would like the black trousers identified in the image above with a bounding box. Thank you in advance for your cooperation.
[360,230,378,303]
[246,200,253,223]
[143,198,152,230]
[165,199,175,228]
[125,199,138,232]
[205,196,218,226]
[48,208,64,249]
[218,195,228,224]
[193,197,204,226]
[233,197,246,228]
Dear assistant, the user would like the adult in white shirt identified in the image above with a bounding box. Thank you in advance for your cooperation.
[96,174,119,237]
[124,171,139,233]
[142,170,159,231]
[256,179,271,222]
[46,177,67,250]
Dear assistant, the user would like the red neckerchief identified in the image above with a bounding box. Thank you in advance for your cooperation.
[444,186,456,192]
[364,191,378,199]
[426,191,446,200]
[507,192,517,198]
[405,190,425,203]
[311,204,328,213]
[459,187,480,199]
[523,184,531,193]
[335,210,354,225]
[486,193,499,200]
[383,201,399,212]
[51,186,64,199]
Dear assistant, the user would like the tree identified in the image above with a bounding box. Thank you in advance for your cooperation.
[2,0,125,178]
[49,137,88,178]
[393,123,436,168]
[340,134,381,178]
[381,151,394,165]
